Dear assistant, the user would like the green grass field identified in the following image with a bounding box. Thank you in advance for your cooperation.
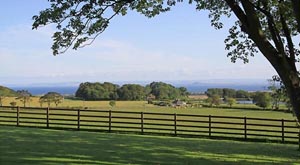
[0,126,299,165]
[1,97,299,144]
[1,98,300,164]
[1,97,296,120]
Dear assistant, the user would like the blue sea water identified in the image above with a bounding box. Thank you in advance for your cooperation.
[11,86,78,95]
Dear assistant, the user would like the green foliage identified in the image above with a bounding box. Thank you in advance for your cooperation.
[226,98,236,108]
[32,0,172,55]
[148,82,187,100]
[16,90,32,107]
[253,92,271,109]
[32,0,300,62]
[40,92,64,107]
[75,81,188,101]
[117,84,146,100]
[206,95,221,107]
[236,90,250,99]
[109,100,116,108]
[267,75,288,110]
[75,82,119,101]
[206,88,223,97]
[206,88,249,99]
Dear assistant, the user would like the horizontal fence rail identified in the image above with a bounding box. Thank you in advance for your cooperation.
[0,106,299,145]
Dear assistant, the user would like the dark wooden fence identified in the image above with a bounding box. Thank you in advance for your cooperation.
[0,106,299,145]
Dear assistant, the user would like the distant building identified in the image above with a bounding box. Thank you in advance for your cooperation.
[147,94,156,100]
[172,99,187,108]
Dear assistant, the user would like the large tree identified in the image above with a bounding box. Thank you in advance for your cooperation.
[75,82,119,100]
[40,92,64,107]
[32,0,300,121]
[117,84,146,100]
[253,92,272,109]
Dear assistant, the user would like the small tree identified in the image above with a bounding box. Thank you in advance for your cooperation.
[16,90,32,107]
[206,97,213,107]
[206,95,221,107]
[40,92,64,107]
[268,76,287,110]
[226,98,236,108]
[39,98,44,107]
[0,96,5,106]
[253,92,271,109]
[109,100,116,109]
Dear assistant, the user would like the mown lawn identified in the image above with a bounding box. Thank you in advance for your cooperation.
[0,126,299,165]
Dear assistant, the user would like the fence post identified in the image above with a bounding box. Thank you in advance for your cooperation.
[244,117,247,140]
[77,109,80,130]
[141,112,144,134]
[298,129,300,151]
[46,107,49,128]
[17,106,20,126]
[174,113,177,136]
[109,110,112,132]
[209,115,211,137]
[282,119,285,143]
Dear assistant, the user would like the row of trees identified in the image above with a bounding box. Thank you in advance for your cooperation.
[0,89,64,108]
[205,76,291,110]
[206,88,250,99]
[205,92,271,109]
[75,82,189,101]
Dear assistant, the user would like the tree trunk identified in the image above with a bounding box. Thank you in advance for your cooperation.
[233,1,300,122]
[261,50,300,122]
[289,88,300,120]
[280,74,300,122]
[265,56,300,122]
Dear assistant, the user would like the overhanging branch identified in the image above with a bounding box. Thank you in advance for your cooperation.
[292,0,300,33]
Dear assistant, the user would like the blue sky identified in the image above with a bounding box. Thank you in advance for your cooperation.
[0,1,277,86]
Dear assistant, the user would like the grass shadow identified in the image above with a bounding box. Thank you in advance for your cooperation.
[0,126,299,165]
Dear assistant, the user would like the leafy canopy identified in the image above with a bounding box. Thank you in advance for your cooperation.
[32,0,299,64]
[40,92,64,107]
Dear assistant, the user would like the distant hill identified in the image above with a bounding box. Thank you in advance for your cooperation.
[0,85,17,97]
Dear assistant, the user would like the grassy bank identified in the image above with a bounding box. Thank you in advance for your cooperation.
[0,126,299,165]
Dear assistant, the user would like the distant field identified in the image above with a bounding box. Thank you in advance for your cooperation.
[0,126,299,165]
[1,97,296,120]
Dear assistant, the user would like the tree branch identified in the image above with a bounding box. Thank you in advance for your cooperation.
[254,1,285,55]
[291,0,300,33]
[279,2,297,71]
[224,0,248,33]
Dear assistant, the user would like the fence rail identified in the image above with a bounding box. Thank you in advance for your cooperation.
[0,106,299,145]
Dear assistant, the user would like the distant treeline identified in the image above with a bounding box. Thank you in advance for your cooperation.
[75,82,189,101]
[205,88,251,99]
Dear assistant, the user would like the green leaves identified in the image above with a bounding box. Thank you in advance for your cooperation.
[33,0,300,65]
[33,0,133,55]
[40,92,64,107]
[225,21,257,63]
